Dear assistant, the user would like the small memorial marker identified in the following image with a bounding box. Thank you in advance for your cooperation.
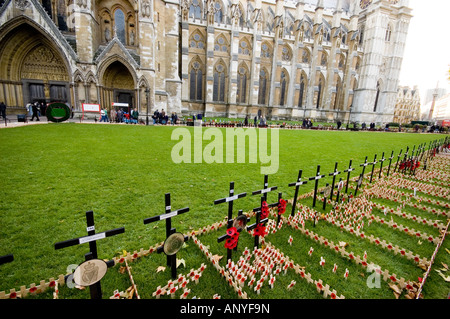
[54,210,124,299]
[143,193,189,279]
[247,197,270,249]
[288,170,308,217]
[386,151,395,177]
[344,160,355,194]
[309,165,326,208]
[368,154,378,183]
[215,182,247,261]
[378,152,386,179]
[328,162,341,202]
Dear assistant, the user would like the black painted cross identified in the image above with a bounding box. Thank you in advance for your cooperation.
[344,160,355,194]
[143,193,189,279]
[386,151,395,177]
[368,154,378,183]
[288,170,308,217]
[378,152,386,179]
[214,182,247,261]
[252,174,278,202]
[217,210,249,261]
[309,165,326,208]
[328,162,341,202]
[247,196,270,249]
[54,210,125,299]
[335,178,344,204]
[354,173,364,197]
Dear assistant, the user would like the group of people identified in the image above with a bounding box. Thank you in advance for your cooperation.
[302,118,314,128]
[152,109,178,125]
[103,108,140,124]
[0,101,6,120]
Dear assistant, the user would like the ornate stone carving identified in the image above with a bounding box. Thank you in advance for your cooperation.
[14,0,31,11]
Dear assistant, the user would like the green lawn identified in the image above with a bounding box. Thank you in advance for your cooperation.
[0,123,447,299]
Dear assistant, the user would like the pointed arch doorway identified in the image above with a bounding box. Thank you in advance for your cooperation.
[101,60,136,113]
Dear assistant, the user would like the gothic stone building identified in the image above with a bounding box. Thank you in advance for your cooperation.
[0,0,412,124]
[393,85,420,125]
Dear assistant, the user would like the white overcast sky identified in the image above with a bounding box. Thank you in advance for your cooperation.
[399,0,450,104]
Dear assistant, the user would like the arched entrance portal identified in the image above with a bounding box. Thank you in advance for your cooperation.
[0,22,71,108]
[101,61,135,113]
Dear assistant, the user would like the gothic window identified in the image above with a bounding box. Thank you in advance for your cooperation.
[238,39,250,55]
[214,35,228,53]
[305,26,312,41]
[302,50,310,63]
[258,69,268,105]
[317,78,323,109]
[324,30,330,43]
[374,81,381,112]
[334,80,341,109]
[342,33,347,45]
[298,74,306,108]
[261,42,272,58]
[115,9,126,45]
[214,2,223,23]
[279,70,288,106]
[190,32,205,49]
[338,55,345,70]
[189,0,202,20]
[359,27,364,45]
[189,60,203,101]
[236,65,248,104]
[281,45,291,61]
[385,25,392,42]
[321,52,327,66]
[213,63,226,102]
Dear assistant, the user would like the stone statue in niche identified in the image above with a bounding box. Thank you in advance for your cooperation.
[141,0,151,18]
[129,30,135,45]
[105,26,111,41]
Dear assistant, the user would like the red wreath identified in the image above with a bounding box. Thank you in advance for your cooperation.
[261,201,269,219]
[278,198,287,215]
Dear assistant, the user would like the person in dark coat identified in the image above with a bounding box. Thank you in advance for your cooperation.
[0,102,6,120]
[31,102,40,121]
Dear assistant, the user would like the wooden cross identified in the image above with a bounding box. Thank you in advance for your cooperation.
[247,197,270,249]
[378,152,386,179]
[386,151,395,177]
[252,174,278,202]
[217,209,249,260]
[328,162,341,202]
[0,254,13,266]
[54,210,125,299]
[214,182,247,261]
[309,165,326,208]
[354,173,363,197]
[288,170,308,217]
[335,178,343,203]
[143,193,189,279]
[344,160,355,194]
[368,154,378,183]
[394,148,406,173]
[359,156,369,178]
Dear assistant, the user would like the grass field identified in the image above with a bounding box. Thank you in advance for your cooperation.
[0,123,448,299]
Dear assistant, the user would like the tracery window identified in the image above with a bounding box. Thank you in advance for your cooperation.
[261,43,272,58]
[236,65,248,103]
[279,70,288,106]
[238,39,251,55]
[213,63,226,102]
[189,60,203,101]
[214,35,228,53]
[281,46,291,61]
[214,2,223,23]
[190,32,205,49]
[258,69,268,105]
[302,50,310,63]
[189,0,202,20]
[115,9,126,45]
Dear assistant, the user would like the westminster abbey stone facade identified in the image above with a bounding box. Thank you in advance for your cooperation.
[0,0,412,124]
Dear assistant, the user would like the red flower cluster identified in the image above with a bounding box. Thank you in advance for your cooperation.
[224,227,240,249]
[253,224,267,237]
[278,199,287,215]
[399,160,420,170]
[261,201,269,219]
